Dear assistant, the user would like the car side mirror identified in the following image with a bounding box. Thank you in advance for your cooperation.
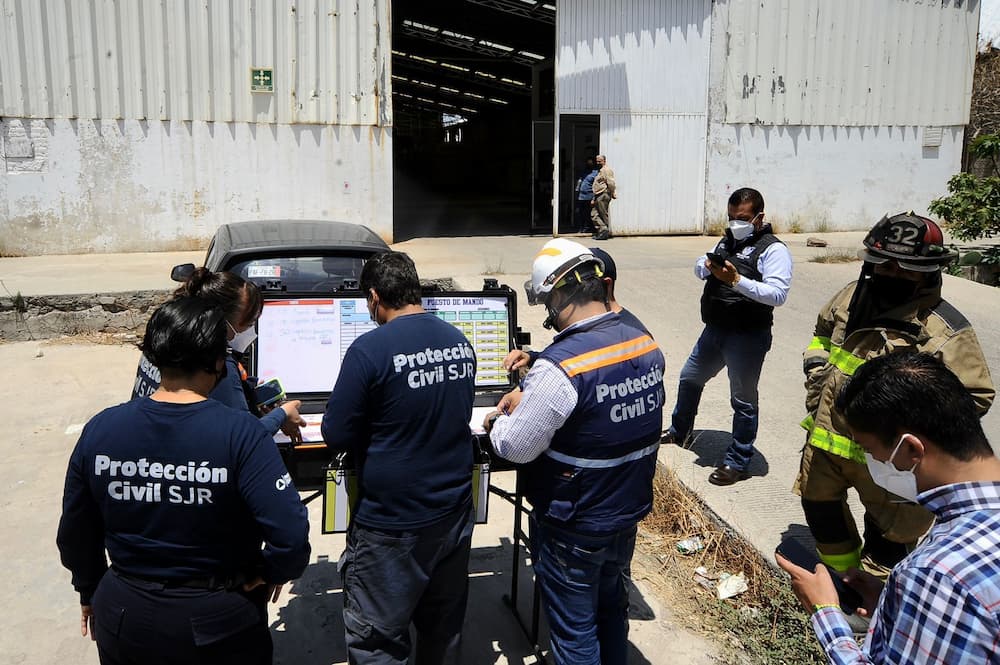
[170,263,196,282]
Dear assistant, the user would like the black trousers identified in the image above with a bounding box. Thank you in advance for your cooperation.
[339,503,475,665]
[92,570,272,665]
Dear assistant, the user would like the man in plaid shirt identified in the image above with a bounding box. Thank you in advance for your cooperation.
[778,352,1000,664]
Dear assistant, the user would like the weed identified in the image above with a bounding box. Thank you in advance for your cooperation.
[641,466,826,664]
[813,219,831,233]
[706,218,728,236]
[809,249,858,264]
[483,259,505,276]
[788,220,803,234]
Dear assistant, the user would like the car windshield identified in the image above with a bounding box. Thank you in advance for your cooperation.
[228,255,367,292]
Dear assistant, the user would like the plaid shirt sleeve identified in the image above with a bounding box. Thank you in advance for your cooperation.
[812,606,871,664]
[813,566,1000,664]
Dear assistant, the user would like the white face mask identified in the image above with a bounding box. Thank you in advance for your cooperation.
[728,218,755,241]
[227,321,258,354]
[864,434,920,504]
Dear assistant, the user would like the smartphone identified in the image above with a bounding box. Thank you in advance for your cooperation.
[705,251,726,267]
[776,538,862,615]
[254,378,286,410]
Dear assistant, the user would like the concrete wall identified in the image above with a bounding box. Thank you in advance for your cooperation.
[0,118,392,255]
[704,2,966,232]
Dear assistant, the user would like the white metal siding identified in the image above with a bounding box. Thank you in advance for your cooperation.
[602,112,708,235]
[0,0,390,125]
[557,0,711,113]
[724,0,978,126]
[556,0,711,233]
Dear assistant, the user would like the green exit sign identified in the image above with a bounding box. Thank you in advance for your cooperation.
[251,67,273,93]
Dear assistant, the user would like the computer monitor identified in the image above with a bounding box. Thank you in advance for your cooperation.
[254,294,513,396]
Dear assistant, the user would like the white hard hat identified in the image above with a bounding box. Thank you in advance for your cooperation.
[524,238,604,305]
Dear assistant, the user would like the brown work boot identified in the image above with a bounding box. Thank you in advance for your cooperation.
[708,465,749,486]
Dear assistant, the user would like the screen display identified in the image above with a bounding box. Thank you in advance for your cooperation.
[255,295,512,394]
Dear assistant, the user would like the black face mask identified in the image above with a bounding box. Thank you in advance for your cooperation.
[871,274,920,305]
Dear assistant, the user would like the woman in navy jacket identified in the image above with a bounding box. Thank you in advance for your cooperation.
[58,297,311,665]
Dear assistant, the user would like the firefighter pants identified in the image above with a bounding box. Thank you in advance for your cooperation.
[794,444,933,571]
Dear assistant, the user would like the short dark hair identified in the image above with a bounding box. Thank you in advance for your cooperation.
[728,188,765,215]
[360,251,422,309]
[174,268,262,328]
[139,297,228,377]
[836,352,992,461]
[553,266,608,308]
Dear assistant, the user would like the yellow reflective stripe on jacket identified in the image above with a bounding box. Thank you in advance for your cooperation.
[807,336,831,352]
[805,423,866,464]
[828,345,865,376]
[559,335,658,377]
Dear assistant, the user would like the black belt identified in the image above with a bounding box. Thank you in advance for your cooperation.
[112,567,246,591]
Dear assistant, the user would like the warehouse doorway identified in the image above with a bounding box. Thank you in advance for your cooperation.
[390,1,555,240]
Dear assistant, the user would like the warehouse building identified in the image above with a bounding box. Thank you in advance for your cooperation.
[0,0,980,254]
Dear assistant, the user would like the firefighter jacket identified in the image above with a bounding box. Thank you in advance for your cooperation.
[801,280,995,463]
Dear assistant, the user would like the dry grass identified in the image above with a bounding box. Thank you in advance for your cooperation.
[638,465,825,664]
[809,249,859,264]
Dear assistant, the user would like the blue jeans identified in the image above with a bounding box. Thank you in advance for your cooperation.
[669,324,772,471]
[530,519,637,665]
[339,504,474,665]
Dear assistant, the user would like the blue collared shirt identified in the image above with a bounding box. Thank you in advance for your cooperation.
[813,481,1000,664]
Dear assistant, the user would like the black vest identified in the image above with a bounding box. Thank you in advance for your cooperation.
[700,225,782,330]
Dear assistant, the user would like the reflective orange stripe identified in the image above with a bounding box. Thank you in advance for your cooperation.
[559,335,659,377]
[236,361,249,381]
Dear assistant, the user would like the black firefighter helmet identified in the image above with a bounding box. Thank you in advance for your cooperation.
[859,213,957,273]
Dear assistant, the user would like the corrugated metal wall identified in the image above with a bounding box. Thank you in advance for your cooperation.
[556,0,711,233]
[557,0,711,113]
[724,0,979,126]
[0,0,390,125]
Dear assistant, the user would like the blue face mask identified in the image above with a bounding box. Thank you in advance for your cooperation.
[864,434,920,503]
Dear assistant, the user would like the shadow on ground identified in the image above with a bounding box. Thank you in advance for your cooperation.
[271,540,659,664]
[678,429,771,478]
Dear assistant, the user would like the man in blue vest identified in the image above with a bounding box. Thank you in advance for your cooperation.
[662,187,793,486]
[484,238,665,665]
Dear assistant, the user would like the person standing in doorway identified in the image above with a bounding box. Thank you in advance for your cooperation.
[575,156,599,234]
[591,154,616,241]
[662,187,793,486]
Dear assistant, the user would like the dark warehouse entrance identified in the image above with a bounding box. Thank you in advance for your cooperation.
[390,1,555,240]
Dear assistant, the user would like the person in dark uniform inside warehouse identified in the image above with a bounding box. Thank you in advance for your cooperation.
[130,267,305,442]
[57,297,311,665]
[322,251,477,665]
[483,238,665,665]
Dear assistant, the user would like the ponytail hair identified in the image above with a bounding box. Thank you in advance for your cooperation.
[173,267,263,327]
[139,297,228,376]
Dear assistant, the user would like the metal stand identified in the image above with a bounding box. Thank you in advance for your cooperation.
[488,475,548,664]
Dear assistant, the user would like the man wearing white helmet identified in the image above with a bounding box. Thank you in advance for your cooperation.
[483,238,665,665]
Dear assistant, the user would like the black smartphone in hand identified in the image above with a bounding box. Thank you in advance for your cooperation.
[705,251,726,267]
[776,538,862,615]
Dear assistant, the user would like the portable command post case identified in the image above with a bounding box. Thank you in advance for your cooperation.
[244,280,528,533]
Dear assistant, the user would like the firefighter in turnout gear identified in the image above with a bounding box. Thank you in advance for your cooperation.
[795,213,995,576]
